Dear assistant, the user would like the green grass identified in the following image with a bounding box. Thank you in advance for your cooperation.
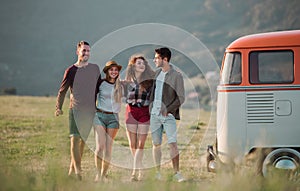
[0,96,298,190]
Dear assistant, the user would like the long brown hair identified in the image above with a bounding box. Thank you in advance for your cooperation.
[125,54,155,89]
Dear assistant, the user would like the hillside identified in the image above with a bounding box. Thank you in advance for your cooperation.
[0,0,299,96]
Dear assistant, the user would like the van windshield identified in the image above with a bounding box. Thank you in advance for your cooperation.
[220,52,241,85]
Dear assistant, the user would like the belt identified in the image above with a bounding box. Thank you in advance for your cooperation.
[128,103,149,108]
[96,108,114,114]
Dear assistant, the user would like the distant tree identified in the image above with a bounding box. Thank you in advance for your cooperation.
[1,88,17,95]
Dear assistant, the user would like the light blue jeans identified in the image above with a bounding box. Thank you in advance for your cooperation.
[150,113,177,144]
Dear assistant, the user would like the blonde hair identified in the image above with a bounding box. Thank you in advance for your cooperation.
[125,54,155,89]
[114,76,123,103]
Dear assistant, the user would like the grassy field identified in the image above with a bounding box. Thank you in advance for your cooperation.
[0,96,298,191]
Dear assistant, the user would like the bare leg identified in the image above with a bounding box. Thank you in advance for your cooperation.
[102,128,118,177]
[94,125,106,181]
[68,137,85,176]
[135,126,149,180]
[126,124,138,157]
[68,160,74,176]
[126,124,138,175]
[79,138,85,158]
[169,142,179,173]
[135,124,149,171]
[153,144,162,172]
[69,136,82,178]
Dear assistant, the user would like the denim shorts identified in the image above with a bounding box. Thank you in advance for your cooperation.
[150,113,177,144]
[94,112,119,129]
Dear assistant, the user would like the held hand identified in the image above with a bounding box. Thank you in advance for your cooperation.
[55,109,63,116]
[120,79,132,85]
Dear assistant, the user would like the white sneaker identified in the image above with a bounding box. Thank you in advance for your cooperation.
[173,172,185,182]
[155,171,162,180]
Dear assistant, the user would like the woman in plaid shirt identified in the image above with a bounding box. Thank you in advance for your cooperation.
[123,54,155,181]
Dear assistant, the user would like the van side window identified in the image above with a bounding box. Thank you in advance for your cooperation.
[221,52,241,85]
[249,51,294,84]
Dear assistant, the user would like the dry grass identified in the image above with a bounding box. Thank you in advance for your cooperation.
[0,96,298,190]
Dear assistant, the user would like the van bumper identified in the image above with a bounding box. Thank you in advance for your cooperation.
[207,145,218,172]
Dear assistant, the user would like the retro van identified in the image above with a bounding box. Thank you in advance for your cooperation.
[207,30,300,177]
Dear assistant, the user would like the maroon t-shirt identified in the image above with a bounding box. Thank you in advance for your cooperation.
[56,63,101,111]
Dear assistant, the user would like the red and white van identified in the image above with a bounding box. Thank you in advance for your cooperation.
[207,30,300,177]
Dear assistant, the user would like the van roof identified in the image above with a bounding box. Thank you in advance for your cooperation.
[227,30,300,49]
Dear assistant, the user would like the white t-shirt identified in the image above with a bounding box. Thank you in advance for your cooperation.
[151,70,167,115]
[96,80,121,113]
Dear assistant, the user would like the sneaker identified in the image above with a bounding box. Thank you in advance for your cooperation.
[155,171,162,180]
[173,172,185,182]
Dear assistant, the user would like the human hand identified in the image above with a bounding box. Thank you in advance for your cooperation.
[121,79,132,85]
[161,111,168,117]
[55,109,63,116]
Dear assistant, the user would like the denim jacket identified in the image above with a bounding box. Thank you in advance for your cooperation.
[149,66,185,120]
